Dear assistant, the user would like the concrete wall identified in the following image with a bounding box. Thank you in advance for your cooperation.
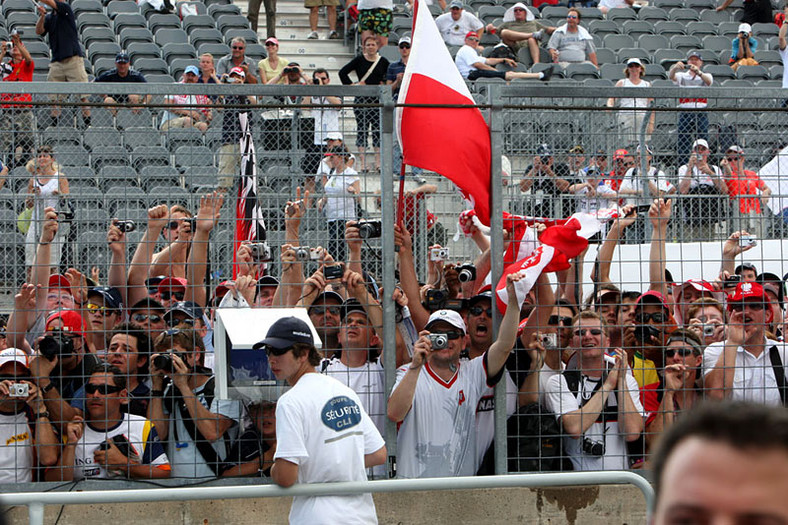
[5,486,647,525]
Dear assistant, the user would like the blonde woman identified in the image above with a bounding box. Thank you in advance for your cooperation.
[24,145,69,271]
[260,37,288,84]
[606,57,654,145]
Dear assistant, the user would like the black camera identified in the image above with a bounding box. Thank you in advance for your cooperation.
[633,324,660,344]
[283,67,298,74]
[582,437,605,457]
[152,351,189,373]
[357,220,382,239]
[247,242,273,263]
[323,264,343,280]
[116,220,136,233]
[39,329,75,361]
[313,77,320,85]
[424,288,448,310]
[724,274,741,287]
[456,264,477,283]
[429,333,449,350]
[98,435,132,458]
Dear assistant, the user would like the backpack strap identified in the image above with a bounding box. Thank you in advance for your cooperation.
[769,345,787,407]
[173,376,225,476]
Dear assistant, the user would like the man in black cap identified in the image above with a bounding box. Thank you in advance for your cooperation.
[85,286,124,354]
[257,317,386,521]
[735,262,758,282]
[255,275,279,307]
[94,52,149,116]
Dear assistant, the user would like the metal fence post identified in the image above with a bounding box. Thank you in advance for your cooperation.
[379,86,398,478]
[488,84,507,475]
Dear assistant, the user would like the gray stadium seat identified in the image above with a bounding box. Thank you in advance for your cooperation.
[595,48,616,65]
[686,0,716,11]
[176,1,208,16]
[736,64,770,80]
[669,8,700,22]
[161,42,198,64]
[128,42,162,63]
[653,48,685,67]
[2,0,35,17]
[477,5,506,23]
[106,0,141,18]
[637,7,669,22]
[617,48,651,63]
[155,28,189,46]
[653,0,684,8]
[146,73,177,83]
[699,9,731,23]
[140,165,182,190]
[120,27,155,48]
[643,63,667,80]
[124,126,162,149]
[64,166,98,188]
[198,42,231,57]
[622,20,655,38]
[189,28,223,48]
[113,13,146,33]
[182,166,218,189]
[695,49,720,64]
[169,58,197,78]
[7,12,38,32]
[112,205,150,224]
[207,3,242,19]
[116,108,154,130]
[607,7,637,21]
[33,58,50,74]
[216,14,250,33]
[752,22,779,38]
[182,15,215,34]
[564,63,600,80]
[686,21,718,37]
[92,146,129,171]
[223,28,257,44]
[718,22,742,38]
[702,35,733,53]
[175,145,215,169]
[132,146,171,172]
[653,21,686,37]
[704,64,736,80]
[602,34,635,49]
[82,27,116,48]
[148,13,182,32]
[99,166,139,191]
[87,42,122,65]
[600,63,625,81]
[72,0,103,17]
[769,64,783,79]
[720,78,754,87]
[669,35,703,52]
[577,7,603,21]
[638,34,670,52]
[55,145,90,167]
[83,127,123,151]
[245,43,266,62]
[43,126,82,146]
[134,57,170,75]
[588,20,620,37]
[76,12,112,32]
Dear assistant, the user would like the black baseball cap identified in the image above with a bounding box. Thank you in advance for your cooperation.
[253,316,314,350]
[309,291,344,312]
[115,52,130,63]
[340,298,368,321]
[734,262,758,275]
[164,301,204,323]
[88,286,123,310]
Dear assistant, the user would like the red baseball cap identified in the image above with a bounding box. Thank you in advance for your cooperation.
[465,31,479,39]
[727,282,768,306]
[158,277,187,293]
[45,310,86,339]
[635,290,669,311]
[49,274,72,295]
[674,279,723,301]
[613,149,629,159]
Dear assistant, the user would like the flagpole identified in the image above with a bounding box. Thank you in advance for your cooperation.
[396,161,406,227]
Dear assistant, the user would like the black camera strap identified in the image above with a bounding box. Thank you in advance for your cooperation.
[171,377,226,476]
[769,345,787,407]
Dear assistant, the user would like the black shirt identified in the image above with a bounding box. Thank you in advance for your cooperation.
[43,1,84,62]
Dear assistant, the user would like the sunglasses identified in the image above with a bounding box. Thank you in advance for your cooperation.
[399,43,411,49]
[574,328,603,336]
[567,14,578,18]
[431,330,463,340]
[132,313,162,323]
[168,317,195,327]
[264,345,292,357]
[311,305,340,316]
[264,42,277,47]
[469,306,492,317]
[467,37,479,41]
[85,383,123,395]
[638,312,668,323]
[160,291,185,302]
[232,46,245,50]
[548,315,573,326]
[86,303,116,317]
[729,302,765,312]
[664,347,696,358]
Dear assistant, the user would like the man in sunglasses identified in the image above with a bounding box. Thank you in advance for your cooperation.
[631,290,676,370]
[546,8,598,67]
[215,37,256,79]
[386,36,411,99]
[47,364,170,481]
[705,282,788,406]
[485,2,555,66]
[544,311,644,471]
[308,291,344,354]
[84,286,123,355]
[157,277,188,309]
[258,317,385,522]
[128,298,168,338]
[720,144,771,239]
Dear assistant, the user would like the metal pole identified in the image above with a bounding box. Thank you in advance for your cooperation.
[640,103,655,241]
[28,502,44,525]
[488,85,507,475]
[379,86,398,478]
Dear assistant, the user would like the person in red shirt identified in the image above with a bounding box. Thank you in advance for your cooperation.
[0,32,34,168]
[720,144,772,238]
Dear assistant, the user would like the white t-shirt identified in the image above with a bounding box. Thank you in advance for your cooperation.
[310,96,341,145]
[677,163,722,190]
[392,355,492,478]
[781,45,788,88]
[703,339,788,406]
[72,413,169,480]
[275,373,385,525]
[358,0,393,10]
[323,168,360,222]
[673,69,713,108]
[474,370,517,470]
[618,166,674,206]
[436,12,484,47]
[544,370,644,471]
[599,0,630,8]
[0,411,33,483]
[455,45,482,80]
[321,357,387,478]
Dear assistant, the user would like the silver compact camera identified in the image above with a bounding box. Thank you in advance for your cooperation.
[430,247,449,262]
[247,242,273,263]
[541,333,557,350]
[429,333,449,350]
[294,246,321,262]
[8,383,29,398]
[702,324,715,337]
[738,235,757,248]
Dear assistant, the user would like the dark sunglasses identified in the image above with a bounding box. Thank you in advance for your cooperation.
[548,315,573,326]
[264,42,277,46]
[469,306,492,317]
[574,328,603,336]
[160,291,185,301]
[664,347,696,358]
[168,317,195,327]
[133,313,162,323]
[638,312,668,323]
[0,374,30,381]
[264,345,292,357]
[431,330,463,340]
[399,43,411,49]
[729,302,765,312]
[311,306,340,316]
[232,46,245,50]
[85,383,123,395]
[567,14,578,18]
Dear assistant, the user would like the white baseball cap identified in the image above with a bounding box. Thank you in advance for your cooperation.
[692,138,709,150]
[0,348,29,369]
[738,23,752,34]
[425,309,467,334]
[324,132,343,141]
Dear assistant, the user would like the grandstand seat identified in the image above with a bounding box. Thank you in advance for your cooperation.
[222,28,257,44]
[607,7,637,21]
[216,14,250,33]
[699,9,731,23]
[638,34,669,52]
[169,58,197,78]
[182,166,218,189]
[595,48,616,65]
[123,126,162,149]
[33,58,51,74]
[182,14,216,34]
[189,28,224,48]
[23,40,50,58]
[752,22,779,39]
[602,34,635,49]
[55,145,90,167]
[704,64,736,80]
[718,22,741,38]
[477,5,506,23]
[702,35,733,53]
[686,21,718,37]
[91,146,130,171]
[669,35,703,52]
[245,43,266,62]
[643,63,667,80]
[155,28,189,46]
[616,48,650,63]
[64,166,98,188]
[758,78,781,87]
[721,78,754,87]
[564,63,599,80]
[653,0,684,8]
[207,3,242,19]
[149,13,182,32]
[686,0,716,11]
[82,26,116,48]
[541,6,568,20]
[140,165,182,191]
[754,50,783,68]
[653,48,685,67]
[622,20,654,38]
[584,78,615,89]
[91,107,116,128]
[131,146,171,172]
[145,73,177,83]
[175,1,208,16]
[2,0,35,17]
[134,57,170,75]
[577,7,603,21]
[106,0,141,17]
[120,27,155,48]
[148,185,190,203]
[111,204,150,223]
[588,20,620,37]
[76,12,112,31]
[378,45,400,64]
[128,42,162,63]
[770,64,783,79]
[113,13,146,33]
[87,42,122,65]
[72,0,103,17]
[197,42,231,58]
[696,49,721,64]
[600,63,625,81]
[161,42,198,64]
[175,145,215,169]
[653,21,686,37]
[42,125,82,147]
[392,18,413,36]
[736,64,770,80]
[116,108,155,130]
[637,7,669,22]
[98,166,139,191]
[669,8,700,22]
[83,127,123,151]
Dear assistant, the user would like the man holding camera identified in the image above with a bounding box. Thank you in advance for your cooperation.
[148,328,241,478]
[47,364,170,481]
[669,51,714,166]
[0,31,34,169]
[730,23,758,70]
[388,273,524,478]
[301,68,342,179]
[0,348,58,482]
[544,311,644,471]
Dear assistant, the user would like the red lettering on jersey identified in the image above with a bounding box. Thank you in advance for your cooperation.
[458,390,465,406]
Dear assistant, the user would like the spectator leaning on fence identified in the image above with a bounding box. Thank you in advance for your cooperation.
[0,31,35,169]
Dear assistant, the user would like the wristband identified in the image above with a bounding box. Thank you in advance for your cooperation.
[151,389,165,397]
[36,411,50,420]
[41,382,56,394]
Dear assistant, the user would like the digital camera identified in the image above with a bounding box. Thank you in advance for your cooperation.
[39,329,75,361]
[247,242,273,263]
[424,288,448,310]
[739,235,757,248]
[357,220,382,239]
[323,264,343,280]
[294,246,321,262]
[582,437,605,457]
[116,220,136,233]
[429,333,449,350]
[430,247,449,262]
[8,383,28,398]
[152,351,189,373]
[456,264,477,283]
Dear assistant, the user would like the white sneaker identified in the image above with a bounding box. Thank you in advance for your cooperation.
[328,30,340,39]
[307,30,319,39]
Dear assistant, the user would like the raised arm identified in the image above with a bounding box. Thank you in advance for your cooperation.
[106,220,128,306]
[593,206,636,284]
[185,192,224,307]
[127,205,169,306]
[394,222,430,330]
[705,313,745,400]
[648,199,671,296]
[487,273,528,378]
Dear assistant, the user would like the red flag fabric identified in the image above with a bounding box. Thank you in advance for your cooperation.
[395,0,492,225]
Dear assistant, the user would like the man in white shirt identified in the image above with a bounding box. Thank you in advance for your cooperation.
[455,32,552,81]
[780,7,788,90]
[436,1,484,47]
[544,311,644,471]
[677,138,727,241]
[669,50,714,165]
[705,282,788,407]
[264,317,386,523]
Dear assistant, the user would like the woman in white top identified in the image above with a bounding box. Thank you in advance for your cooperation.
[24,145,70,272]
[606,58,654,146]
[318,145,360,263]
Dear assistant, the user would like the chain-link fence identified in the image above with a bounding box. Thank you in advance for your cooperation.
[0,82,787,488]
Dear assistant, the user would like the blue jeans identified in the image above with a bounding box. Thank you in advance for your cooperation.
[677,111,708,166]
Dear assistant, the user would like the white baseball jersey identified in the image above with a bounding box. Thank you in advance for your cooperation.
[474,370,517,471]
[392,354,495,478]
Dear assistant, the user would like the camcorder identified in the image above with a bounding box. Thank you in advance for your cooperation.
[424,289,464,311]
[429,333,449,350]
[39,329,75,361]
[357,220,382,239]
[456,264,477,283]
[152,351,189,373]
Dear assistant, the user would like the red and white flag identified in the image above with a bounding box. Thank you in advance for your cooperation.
[233,112,266,278]
[395,0,492,225]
